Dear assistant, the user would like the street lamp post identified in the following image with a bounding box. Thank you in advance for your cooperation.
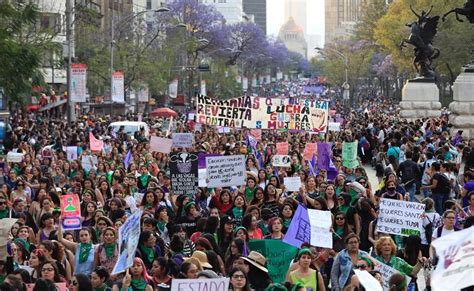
[315,47,350,105]
[110,7,169,115]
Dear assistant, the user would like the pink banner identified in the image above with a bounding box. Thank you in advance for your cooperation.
[150,136,173,154]
[60,194,81,230]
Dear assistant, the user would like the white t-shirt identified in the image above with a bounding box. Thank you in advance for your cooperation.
[432,226,456,240]
[421,212,441,245]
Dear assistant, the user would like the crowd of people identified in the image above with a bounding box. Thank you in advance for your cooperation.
[1,80,473,291]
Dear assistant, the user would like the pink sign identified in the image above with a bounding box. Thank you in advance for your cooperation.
[276,142,289,155]
[150,136,173,154]
[89,132,104,152]
[250,129,262,140]
[303,143,318,161]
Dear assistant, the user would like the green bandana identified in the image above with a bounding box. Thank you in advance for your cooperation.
[14,238,30,252]
[79,242,92,263]
[335,226,345,237]
[283,218,291,229]
[339,204,349,214]
[140,244,154,263]
[232,207,244,219]
[157,221,166,232]
[131,278,148,290]
[104,243,116,258]
[139,174,150,186]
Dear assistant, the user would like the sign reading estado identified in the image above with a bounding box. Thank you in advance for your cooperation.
[206,155,246,188]
[169,153,198,196]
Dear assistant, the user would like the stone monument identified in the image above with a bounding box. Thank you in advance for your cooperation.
[443,0,474,137]
[399,6,442,120]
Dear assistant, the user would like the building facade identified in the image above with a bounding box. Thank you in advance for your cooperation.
[278,17,307,59]
[242,0,266,34]
[200,0,245,24]
[325,0,362,44]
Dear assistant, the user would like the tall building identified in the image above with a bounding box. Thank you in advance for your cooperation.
[200,0,245,24]
[284,0,306,34]
[325,0,363,44]
[278,17,307,59]
[242,0,266,34]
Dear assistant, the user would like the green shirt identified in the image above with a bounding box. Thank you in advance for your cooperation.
[376,255,413,276]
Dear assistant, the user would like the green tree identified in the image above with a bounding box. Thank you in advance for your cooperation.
[0,2,55,106]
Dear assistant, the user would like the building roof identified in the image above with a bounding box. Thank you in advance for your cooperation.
[279,16,304,34]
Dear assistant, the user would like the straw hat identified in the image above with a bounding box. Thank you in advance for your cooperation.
[241,251,268,273]
[184,257,203,271]
[191,251,213,269]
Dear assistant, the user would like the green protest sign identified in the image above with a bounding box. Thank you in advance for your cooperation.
[342,140,359,169]
[248,239,298,284]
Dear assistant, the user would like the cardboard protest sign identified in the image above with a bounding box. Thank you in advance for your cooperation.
[171,277,229,291]
[376,199,425,236]
[206,155,246,188]
[303,143,317,161]
[89,132,104,152]
[196,95,329,132]
[342,141,358,169]
[353,270,383,291]
[272,155,291,167]
[66,146,78,161]
[431,227,474,291]
[6,152,23,163]
[328,122,341,132]
[172,133,193,148]
[284,177,302,192]
[60,194,82,231]
[276,142,289,155]
[284,204,333,248]
[170,153,198,196]
[150,136,173,154]
[81,155,98,172]
[375,260,411,291]
[112,209,142,275]
[248,240,298,284]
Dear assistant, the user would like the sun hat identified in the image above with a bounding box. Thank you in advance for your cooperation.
[184,257,203,272]
[241,251,268,273]
[190,251,213,269]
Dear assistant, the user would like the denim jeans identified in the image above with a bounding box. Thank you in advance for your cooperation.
[433,193,447,215]
[405,182,417,202]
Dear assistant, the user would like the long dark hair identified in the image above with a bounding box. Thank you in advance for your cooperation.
[245,262,272,290]
[229,268,250,291]
[75,274,92,290]
[402,235,421,266]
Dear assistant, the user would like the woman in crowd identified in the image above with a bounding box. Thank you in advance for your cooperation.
[264,217,284,240]
[150,257,174,287]
[286,248,326,291]
[93,227,119,279]
[229,267,250,291]
[91,267,111,291]
[375,236,425,276]
[114,258,153,291]
[58,225,96,276]
[241,214,263,240]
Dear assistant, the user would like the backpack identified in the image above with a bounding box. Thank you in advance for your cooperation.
[424,216,434,244]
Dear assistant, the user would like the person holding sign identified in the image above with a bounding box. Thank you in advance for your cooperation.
[112,258,153,291]
[58,222,96,276]
[374,236,426,276]
[286,248,326,291]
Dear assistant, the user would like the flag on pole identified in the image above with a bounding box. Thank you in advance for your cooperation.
[89,132,104,152]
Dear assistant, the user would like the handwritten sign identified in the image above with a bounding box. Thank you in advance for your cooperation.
[248,240,298,284]
[342,140,358,169]
[60,194,82,230]
[170,153,198,196]
[150,136,173,153]
[284,177,302,192]
[206,155,246,188]
[81,155,98,172]
[6,152,23,163]
[272,155,291,167]
[353,270,383,291]
[171,277,229,291]
[328,122,341,132]
[375,260,411,291]
[276,142,289,155]
[112,209,142,275]
[303,143,317,161]
[376,199,425,236]
[172,133,194,148]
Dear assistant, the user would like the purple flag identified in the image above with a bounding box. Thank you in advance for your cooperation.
[123,149,132,169]
[317,143,331,171]
[327,158,339,181]
[198,153,220,169]
[256,151,264,168]
[283,204,310,248]
[308,155,317,176]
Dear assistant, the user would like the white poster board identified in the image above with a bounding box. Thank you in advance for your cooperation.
[70,64,87,102]
[6,152,23,163]
[206,155,246,188]
[171,277,229,291]
[284,177,302,192]
[112,72,125,103]
[272,155,291,167]
[172,133,193,148]
[376,199,425,236]
[112,209,142,275]
[308,209,333,248]
[66,146,78,161]
[150,136,173,154]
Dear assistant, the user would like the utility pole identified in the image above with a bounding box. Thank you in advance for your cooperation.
[65,0,75,123]
[110,8,115,116]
